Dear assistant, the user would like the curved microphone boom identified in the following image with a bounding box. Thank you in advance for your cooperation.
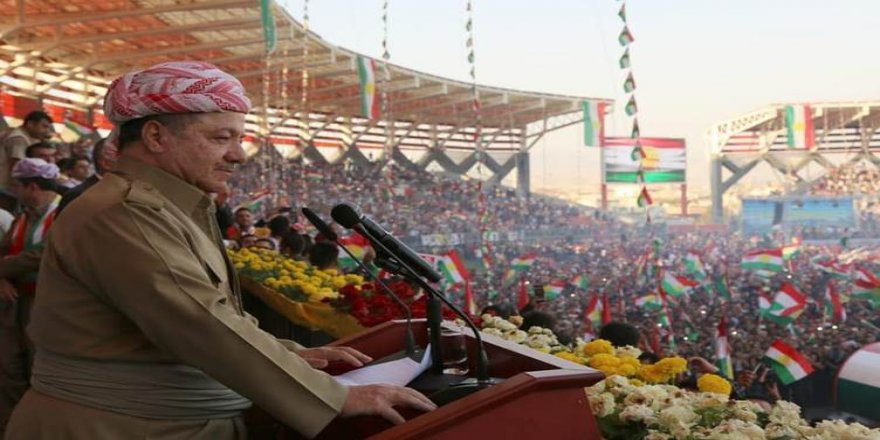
[301,207,418,358]
[331,203,442,284]
[330,203,495,390]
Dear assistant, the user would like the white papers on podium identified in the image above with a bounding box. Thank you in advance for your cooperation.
[334,346,432,387]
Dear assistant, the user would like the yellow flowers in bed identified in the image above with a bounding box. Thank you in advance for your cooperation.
[229,247,365,302]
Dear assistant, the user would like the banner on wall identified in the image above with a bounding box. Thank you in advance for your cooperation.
[604,137,686,184]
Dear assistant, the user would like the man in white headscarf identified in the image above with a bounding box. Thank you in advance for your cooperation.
[5,62,434,439]
[0,158,61,431]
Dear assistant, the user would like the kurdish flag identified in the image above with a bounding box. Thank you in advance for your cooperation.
[635,294,663,310]
[823,282,846,323]
[758,290,773,314]
[812,258,850,279]
[781,245,800,260]
[715,317,734,379]
[357,56,379,119]
[338,241,368,270]
[511,253,538,271]
[584,294,610,327]
[764,283,807,325]
[661,272,699,298]
[63,120,94,137]
[763,340,814,385]
[437,250,469,285]
[836,343,880,421]
[784,105,815,150]
[582,101,606,146]
[571,274,589,290]
[741,248,784,273]
[543,281,569,300]
[684,251,707,280]
[852,267,880,302]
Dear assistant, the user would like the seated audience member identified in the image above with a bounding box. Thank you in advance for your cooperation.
[253,237,277,251]
[24,142,57,164]
[598,322,640,348]
[308,242,339,271]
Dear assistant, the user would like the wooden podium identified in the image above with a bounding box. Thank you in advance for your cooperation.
[251,319,605,439]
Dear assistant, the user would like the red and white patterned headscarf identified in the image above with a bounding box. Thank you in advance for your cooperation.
[103,61,251,125]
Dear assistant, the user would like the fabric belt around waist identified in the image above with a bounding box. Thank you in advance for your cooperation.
[30,349,252,420]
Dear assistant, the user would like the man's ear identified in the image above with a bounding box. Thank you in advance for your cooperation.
[141,120,169,154]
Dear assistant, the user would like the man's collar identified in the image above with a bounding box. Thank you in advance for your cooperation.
[113,156,212,215]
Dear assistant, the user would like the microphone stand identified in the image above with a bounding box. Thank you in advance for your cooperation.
[357,227,499,402]
[336,244,419,359]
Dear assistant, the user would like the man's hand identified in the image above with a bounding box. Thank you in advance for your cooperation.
[298,346,373,369]
[341,384,437,425]
[0,279,17,302]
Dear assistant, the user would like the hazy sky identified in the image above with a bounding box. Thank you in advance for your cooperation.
[280,0,880,197]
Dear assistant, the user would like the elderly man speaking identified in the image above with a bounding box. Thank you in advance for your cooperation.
[5,62,435,439]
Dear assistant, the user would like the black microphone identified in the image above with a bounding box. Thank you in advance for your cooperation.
[300,206,337,241]
[331,203,442,284]
[301,207,418,358]
[330,203,499,402]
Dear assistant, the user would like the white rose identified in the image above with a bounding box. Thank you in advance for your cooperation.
[506,330,527,343]
[644,430,674,440]
[708,420,766,440]
[619,404,657,425]
[482,328,503,338]
[812,419,880,440]
[589,392,617,418]
[658,404,698,427]
[765,422,802,439]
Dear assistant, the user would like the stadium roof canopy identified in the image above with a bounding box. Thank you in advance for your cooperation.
[707,101,880,221]
[0,0,610,187]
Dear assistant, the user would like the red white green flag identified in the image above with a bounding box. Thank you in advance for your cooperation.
[741,248,784,273]
[684,251,707,280]
[357,56,379,119]
[571,274,589,290]
[437,250,469,285]
[823,282,846,323]
[543,280,568,300]
[584,294,608,327]
[635,293,663,310]
[661,272,699,298]
[582,101,607,147]
[715,317,734,379]
[784,105,815,149]
[852,267,880,302]
[764,283,807,325]
[510,253,538,271]
[763,339,814,385]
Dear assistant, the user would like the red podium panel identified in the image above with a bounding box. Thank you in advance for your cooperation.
[294,319,606,439]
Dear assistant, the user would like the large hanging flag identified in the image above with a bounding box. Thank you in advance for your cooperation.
[661,272,699,298]
[852,267,880,302]
[635,293,663,310]
[784,105,815,150]
[357,56,379,119]
[543,280,569,300]
[637,186,653,207]
[684,251,708,280]
[715,317,734,379]
[571,274,589,290]
[824,282,846,323]
[764,283,807,325]
[763,340,814,385]
[582,101,607,147]
[836,343,880,420]
[437,250,469,285]
[259,0,277,54]
[741,248,784,273]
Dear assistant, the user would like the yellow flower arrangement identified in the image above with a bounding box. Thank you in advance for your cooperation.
[554,351,587,365]
[582,339,614,356]
[697,374,732,396]
[229,248,365,302]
